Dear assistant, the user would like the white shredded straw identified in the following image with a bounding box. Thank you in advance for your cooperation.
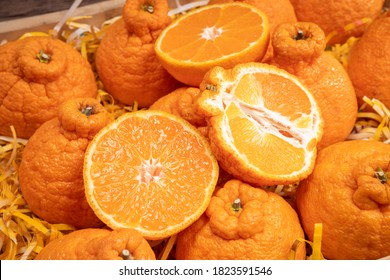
[168,0,209,16]
[52,0,84,38]
[0,136,28,145]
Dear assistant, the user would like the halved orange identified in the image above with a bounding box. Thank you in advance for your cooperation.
[83,110,219,240]
[196,62,323,187]
[155,2,270,86]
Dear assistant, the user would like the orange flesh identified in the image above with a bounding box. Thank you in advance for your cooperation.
[160,5,265,61]
[88,114,216,231]
[222,72,314,174]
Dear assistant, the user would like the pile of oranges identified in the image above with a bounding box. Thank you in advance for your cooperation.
[1,0,390,260]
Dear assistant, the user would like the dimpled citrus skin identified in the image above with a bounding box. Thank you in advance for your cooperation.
[19,98,111,229]
[35,228,156,260]
[176,179,306,260]
[0,36,97,139]
[289,0,385,45]
[271,22,358,150]
[297,140,390,260]
[149,87,206,127]
[347,11,390,108]
[95,0,180,108]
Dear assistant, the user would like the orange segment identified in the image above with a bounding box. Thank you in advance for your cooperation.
[84,110,219,240]
[226,104,306,174]
[197,62,323,186]
[155,2,270,86]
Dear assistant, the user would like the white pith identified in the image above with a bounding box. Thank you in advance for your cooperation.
[200,26,223,40]
[136,158,164,185]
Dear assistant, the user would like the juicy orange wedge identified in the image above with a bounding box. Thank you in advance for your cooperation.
[155,2,270,86]
[196,62,323,187]
[83,110,219,240]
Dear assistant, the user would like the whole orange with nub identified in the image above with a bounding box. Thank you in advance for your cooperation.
[155,2,270,86]
[270,22,358,150]
[83,110,219,240]
[347,10,390,109]
[35,228,155,260]
[297,140,390,260]
[19,98,110,229]
[0,36,97,139]
[95,0,179,107]
[196,62,323,187]
[176,179,306,259]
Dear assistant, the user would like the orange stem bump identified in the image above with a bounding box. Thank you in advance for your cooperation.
[205,84,217,91]
[232,198,242,212]
[36,50,51,63]
[294,29,306,41]
[80,105,95,117]
[141,1,154,13]
[375,167,388,184]
[121,249,134,260]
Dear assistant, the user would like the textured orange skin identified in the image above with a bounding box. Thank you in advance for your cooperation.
[208,0,297,62]
[95,0,180,108]
[347,12,390,108]
[297,140,390,260]
[271,22,358,150]
[149,87,206,127]
[0,36,97,139]
[176,179,306,259]
[290,0,385,45]
[35,228,155,260]
[19,98,111,229]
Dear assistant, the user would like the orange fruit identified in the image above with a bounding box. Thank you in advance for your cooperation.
[35,228,155,260]
[0,36,97,139]
[149,86,206,127]
[347,11,390,109]
[83,110,219,240]
[95,0,180,108]
[270,22,358,150]
[296,140,390,260]
[289,0,385,45]
[175,179,306,259]
[154,2,270,86]
[19,98,110,229]
[208,0,297,62]
[196,62,323,187]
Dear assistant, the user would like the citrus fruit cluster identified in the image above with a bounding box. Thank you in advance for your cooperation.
[1,0,389,260]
